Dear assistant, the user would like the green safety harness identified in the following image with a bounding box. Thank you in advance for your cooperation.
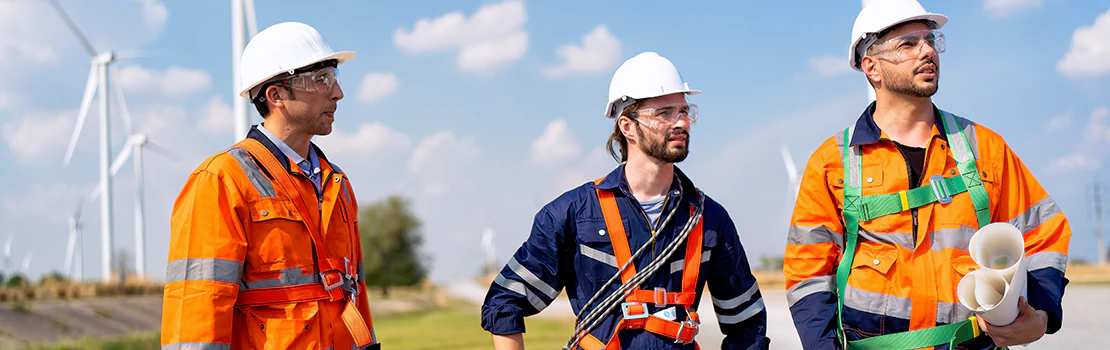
[835,110,995,349]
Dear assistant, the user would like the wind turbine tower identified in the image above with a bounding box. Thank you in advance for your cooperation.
[232,0,259,141]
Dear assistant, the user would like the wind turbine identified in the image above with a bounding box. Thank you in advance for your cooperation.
[780,145,802,226]
[3,235,12,279]
[21,252,33,277]
[50,0,145,283]
[232,0,259,141]
[108,90,177,279]
[481,228,496,273]
[862,0,878,103]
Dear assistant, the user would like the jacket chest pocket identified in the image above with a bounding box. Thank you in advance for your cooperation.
[575,219,621,285]
[246,197,315,271]
[829,166,893,232]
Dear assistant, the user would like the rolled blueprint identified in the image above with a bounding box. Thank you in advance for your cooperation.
[957,222,1029,326]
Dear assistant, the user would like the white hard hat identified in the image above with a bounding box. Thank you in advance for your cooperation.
[849,0,946,71]
[605,52,700,119]
[239,22,356,98]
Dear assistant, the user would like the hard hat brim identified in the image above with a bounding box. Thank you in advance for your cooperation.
[238,51,357,98]
[605,89,701,119]
[850,13,947,71]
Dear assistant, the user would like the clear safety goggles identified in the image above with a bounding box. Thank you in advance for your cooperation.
[632,103,698,130]
[869,30,945,61]
[274,67,341,94]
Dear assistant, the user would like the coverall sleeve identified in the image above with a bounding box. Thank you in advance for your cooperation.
[481,205,570,335]
[708,208,771,350]
[992,144,1071,334]
[784,142,843,350]
[348,185,375,336]
[161,167,249,348]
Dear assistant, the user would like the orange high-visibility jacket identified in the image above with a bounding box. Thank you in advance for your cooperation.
[784,105,1070,348]
[162,126,376,349]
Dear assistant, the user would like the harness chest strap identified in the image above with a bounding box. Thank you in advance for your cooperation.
[835,111,991,349]
[233,138,375,347]
[577,183,704,349]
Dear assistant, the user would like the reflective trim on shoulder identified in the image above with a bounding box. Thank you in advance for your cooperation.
[241,267,321,289]
[788,225,844,248]
[162,342,231,350]
[165,258,242,284]
[786,275,834,308]
[843,284,911,320]
[931,226,976,252]
[713,282,760,310]
[1009,197,1063,234]
[506,257,558,299]
[942,112,976,163]
[716,298,765,325]
[494,273,549,311]
[579,244,617,268]
[669,250,711,274]
[1027,251,1068,273]
[847,128,862,188]
[226,146,275,197]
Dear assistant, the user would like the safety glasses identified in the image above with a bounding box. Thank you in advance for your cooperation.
[869,30,945,61]
[274,67,341,94]
[632,103,698,130]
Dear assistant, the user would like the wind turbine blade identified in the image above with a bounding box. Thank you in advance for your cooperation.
[110,137,139,176]
[65,217,77,277]
[143,139,178,161]
[22,252,32,272]
[780,145,800,185]
[64,65,99,165]
[2,235,11,258]
[48,0,97,56]
[110,66,134,135]
[244,0,259,37]
[86,184,103,204]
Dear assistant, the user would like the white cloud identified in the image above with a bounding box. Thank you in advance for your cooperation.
[543,25,621,77]
[138,0,169,30]
[808,55,852,77]
[1046,152,1099,174]
[529,119,581,168]
[197,96,233,135]
[1083,107,1110,144]
[0,89,14,110]
[393,0,528,73]
[316,122,413,164]
[1045,113,1072,131]
[1058,9,1110,77]
[0,1,60,64]
[983,0,1043,17]
[1,110,74,164]
[0,1,168,65]
[358,73,400,103]
[118,65,211,97]
[408,130,481,196]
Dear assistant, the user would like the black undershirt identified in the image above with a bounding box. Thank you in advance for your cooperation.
[893,142,926,188]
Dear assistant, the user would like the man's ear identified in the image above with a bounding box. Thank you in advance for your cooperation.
[618,116,637,142]
[861,57,882,88]
[265,85,286,109]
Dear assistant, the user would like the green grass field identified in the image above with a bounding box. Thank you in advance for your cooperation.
[25,301,575,350]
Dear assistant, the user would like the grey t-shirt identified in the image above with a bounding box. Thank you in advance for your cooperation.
[639,195,666,229]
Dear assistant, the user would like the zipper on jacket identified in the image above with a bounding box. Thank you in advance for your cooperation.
[892,141,920,248]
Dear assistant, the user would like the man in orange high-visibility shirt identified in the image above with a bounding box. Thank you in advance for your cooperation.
[162,22,378,349]
[785,1,1071,349]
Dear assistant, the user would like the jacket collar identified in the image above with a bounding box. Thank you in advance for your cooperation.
[594,163,698,202]
[246,125,334,174]
[849,101,949,147]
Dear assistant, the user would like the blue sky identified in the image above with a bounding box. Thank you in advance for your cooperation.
[1,0,1108,283]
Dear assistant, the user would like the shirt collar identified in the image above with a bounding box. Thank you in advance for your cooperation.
[849,101,949,147]
[257,123,319,173]
[594,163,697,200]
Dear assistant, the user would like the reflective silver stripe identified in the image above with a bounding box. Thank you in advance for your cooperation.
[931,226,976,252]
[668,250,712,274]
[847,128,862,188]
[957,115,979,160]
[162,343,231,350]
[788,225,844,248]
[242,267,320,289]
[227,146,275,197]
[579,244,617,268]
[942,112,975,163]
[859,230,913,251]
[1009,197,1063,234]
[717,298,765,324]
[1027,251,1068,273]
[166,258,242,284]
[494,273,548,311]
[937,300,972,325]
[843,284,912,320]
[358,261,365,283]
[713,282,760,310]
[507,257,558,299]
[786,275,834,308]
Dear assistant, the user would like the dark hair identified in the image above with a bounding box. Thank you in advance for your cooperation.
[251,59,339,118]
[606,102,641,163]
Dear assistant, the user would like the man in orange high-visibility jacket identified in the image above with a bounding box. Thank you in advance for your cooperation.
[162,22,378,350]
[785,1,1070,349]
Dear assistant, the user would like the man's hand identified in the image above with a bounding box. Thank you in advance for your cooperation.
[977,296,1048,347]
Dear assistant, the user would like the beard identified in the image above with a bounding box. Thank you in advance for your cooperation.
[882,60,939,98]
[287,110,334,136]
[636,124,689,163]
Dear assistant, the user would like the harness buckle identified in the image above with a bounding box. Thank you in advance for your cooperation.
[653,287,668,308]
[930,175,952,205]
[674,318,700,344]
[621,302,649,320]
[320,271,345,291]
